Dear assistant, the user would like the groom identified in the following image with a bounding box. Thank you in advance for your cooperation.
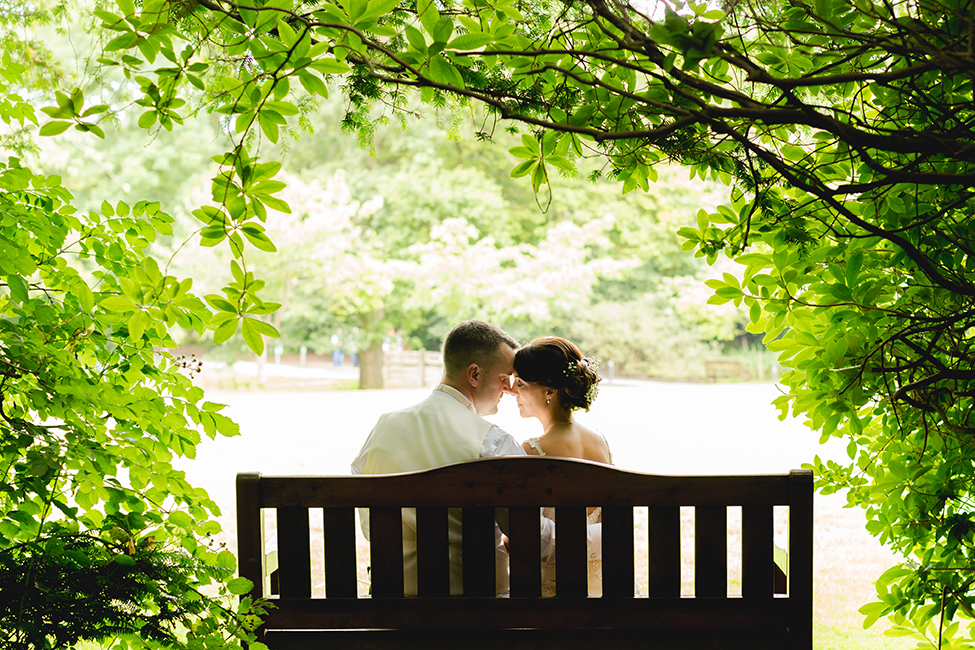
[351,320,531,595]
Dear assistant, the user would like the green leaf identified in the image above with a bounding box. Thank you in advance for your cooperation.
[138,110,157,128]
[547,155,575,173]
[447,32,494,50]
[418,0,440,36]
[241,225,278,252]
[433,17,454,44]
[39,121,72,136]
[298,70,329,97]
[429,55,464,88]
[510,160,535,178]
[101,295,138,312]
[309,57,352,74]
[7,275,29,303]
[206,295,238,312]
[405,25,427,52]
[104,31,139,51]
[243,317,279,337]
[227,576,254,595]
[508,146,536,160]
[241,317,266,355]
[212,317,239,344]
[259,112,280,143]
[521,134,540,156]
[78,122,106,139]
[128,310,149,340]
[276,18,298,46]
[531,160,548,192]
[358,0,399,23]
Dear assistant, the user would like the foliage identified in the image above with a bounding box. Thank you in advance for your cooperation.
[75,0,975,642]
[555,293,718,379]
[0,10,271,649]
[0,525,245,649]
[0,152,267,648]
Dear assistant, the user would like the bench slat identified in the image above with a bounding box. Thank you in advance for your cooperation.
[695,505,727,597]
[508,506,542,597]
[416,506,450,596]
[789,470,814,650]
[602,505,634,596]
[323,507,357,598]
[277,507,311,598]
[262,595,795,629]
[235,472,264,599]
[370,507,404,597]
[462,506,496,596]
[648,505,680,597]
[742,505,773,598]
[554,506,587,597]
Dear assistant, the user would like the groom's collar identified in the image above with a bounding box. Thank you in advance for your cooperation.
[434,383,477,414]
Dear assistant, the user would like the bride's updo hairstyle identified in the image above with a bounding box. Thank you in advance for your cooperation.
[514,337,600,412]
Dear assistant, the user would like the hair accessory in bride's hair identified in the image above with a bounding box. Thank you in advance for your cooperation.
[563,356,600,410]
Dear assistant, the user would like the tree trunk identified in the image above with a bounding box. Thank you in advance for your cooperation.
[359,343,384,390]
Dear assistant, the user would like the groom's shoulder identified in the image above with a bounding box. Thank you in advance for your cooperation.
[380,391,456,420]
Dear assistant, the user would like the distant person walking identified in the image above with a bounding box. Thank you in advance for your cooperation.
[331,329,344,367]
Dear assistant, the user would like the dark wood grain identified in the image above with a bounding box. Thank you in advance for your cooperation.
[554,506,588,597]
[789,470,814,650]
[323,507,357,598]
[602,505,634,597]
[462,506,496,596]
[416,506,449,596]
[235,472,264,600]
[277,506,311,598]
[369,507,404,597]
[508,506,541,597]
[263,595,794,629]
[263,628,788,650]
[742,505,773,599]
[258,458,793,508]
[648,505,680,597]
[695,506,727,598]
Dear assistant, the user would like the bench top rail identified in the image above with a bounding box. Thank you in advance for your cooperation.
[243,457,807,508]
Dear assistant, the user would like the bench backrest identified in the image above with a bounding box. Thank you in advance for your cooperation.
[236,458,812,649]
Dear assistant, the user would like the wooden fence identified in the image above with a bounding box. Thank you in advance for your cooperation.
[383,350,444,389]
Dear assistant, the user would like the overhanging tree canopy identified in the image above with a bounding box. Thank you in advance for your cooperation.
[8,0,975,643]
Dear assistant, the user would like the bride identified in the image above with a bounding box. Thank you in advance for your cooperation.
[509,336,610,596]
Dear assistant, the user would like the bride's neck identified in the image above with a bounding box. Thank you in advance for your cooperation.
[540,410,572,434]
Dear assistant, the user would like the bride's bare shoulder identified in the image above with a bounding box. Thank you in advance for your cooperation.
[576,424,611,464]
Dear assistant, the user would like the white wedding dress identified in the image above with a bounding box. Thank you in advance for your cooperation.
[525,437,608,597]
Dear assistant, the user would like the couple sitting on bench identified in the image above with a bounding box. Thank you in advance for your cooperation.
[351,320,608,596]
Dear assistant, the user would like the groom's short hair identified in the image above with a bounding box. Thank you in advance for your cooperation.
[442,320,518,378]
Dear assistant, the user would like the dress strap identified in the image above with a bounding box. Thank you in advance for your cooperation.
[525,437,547,456]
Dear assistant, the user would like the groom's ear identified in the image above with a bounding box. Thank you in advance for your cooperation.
[465,362,480,387]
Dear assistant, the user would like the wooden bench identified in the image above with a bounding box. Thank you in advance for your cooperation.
[705,359,752,382]
[236,459,812,650]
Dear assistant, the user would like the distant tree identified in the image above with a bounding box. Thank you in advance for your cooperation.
[404,216,635,326]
